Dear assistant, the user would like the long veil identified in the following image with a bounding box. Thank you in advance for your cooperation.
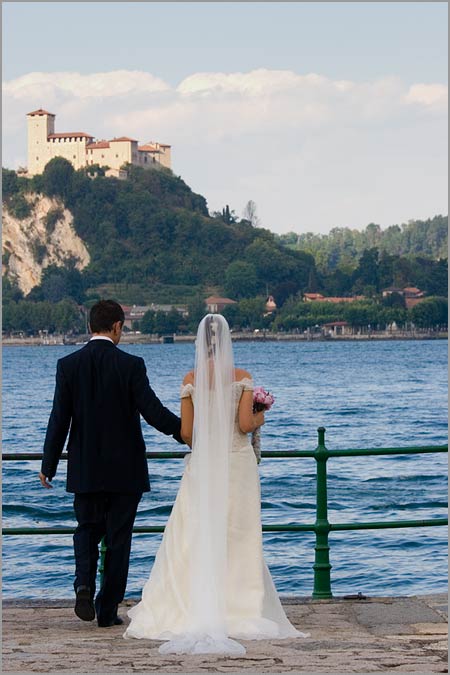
[159,314,246,656]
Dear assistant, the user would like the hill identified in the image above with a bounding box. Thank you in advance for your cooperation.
[2,160,315,306]
[2,159,447,335]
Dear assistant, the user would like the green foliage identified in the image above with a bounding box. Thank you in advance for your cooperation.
[270,296,413,332]
[222,297,267,330]
[86,164,106,177]
[382,292,406,309]
[6,193,32,219]
[3,160,446,334]
[3,299,83,334]
[410,297,448,328]
[27,264,85,303]
[31,163,313,298]
[44,206,64,234]
[153,308,185,334]
[31,238,47,265]
[186,296,208,332]
[41,157,75,201]
[278,216,448,270]
[140,310,156,334]
[2,168,19,198]
[2,278,24,303]
[225,261,258,299]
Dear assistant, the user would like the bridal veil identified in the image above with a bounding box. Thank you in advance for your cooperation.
[159,314,246,655]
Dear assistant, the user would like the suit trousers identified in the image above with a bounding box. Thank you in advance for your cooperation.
[73,492,142,623]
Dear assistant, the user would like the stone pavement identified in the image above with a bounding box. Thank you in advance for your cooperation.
[2,594,447,674]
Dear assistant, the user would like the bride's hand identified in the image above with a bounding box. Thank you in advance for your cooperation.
[253,411,265,429]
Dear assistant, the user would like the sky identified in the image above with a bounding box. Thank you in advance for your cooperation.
[2,2,448,235]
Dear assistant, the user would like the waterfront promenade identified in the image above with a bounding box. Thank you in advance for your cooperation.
[3,594,447,673]
[2,330,448,346]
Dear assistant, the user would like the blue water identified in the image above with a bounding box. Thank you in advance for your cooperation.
[2,340,448,598]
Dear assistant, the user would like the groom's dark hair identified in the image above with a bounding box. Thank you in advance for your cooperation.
[89,300,125,333]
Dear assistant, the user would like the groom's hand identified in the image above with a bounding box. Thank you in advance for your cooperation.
[39,472,53,489]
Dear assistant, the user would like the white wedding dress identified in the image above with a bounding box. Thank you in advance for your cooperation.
[124,377,308,649]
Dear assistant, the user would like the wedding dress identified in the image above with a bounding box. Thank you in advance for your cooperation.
[124,315,309,654]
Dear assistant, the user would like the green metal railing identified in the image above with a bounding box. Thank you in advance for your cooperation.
[3,428,448,598]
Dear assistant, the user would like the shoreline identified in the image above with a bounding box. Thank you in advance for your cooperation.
[2,332,448,346]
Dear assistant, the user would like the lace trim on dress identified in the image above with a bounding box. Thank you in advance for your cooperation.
[180,379,253,399]
[180,382,194,399]
[237,377,254,391]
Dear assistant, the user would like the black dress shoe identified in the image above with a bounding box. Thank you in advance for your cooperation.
[74,586,95,622]
[97,615,124,628]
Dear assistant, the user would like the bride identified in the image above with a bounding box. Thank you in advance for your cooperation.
[124,314,309,654]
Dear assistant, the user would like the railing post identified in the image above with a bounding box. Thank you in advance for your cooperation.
[98,537,107,589]
[312,426,333,599]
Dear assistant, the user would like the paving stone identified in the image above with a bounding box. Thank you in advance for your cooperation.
[2,594,448,673]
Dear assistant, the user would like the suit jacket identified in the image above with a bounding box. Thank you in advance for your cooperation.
[41,339,183,493]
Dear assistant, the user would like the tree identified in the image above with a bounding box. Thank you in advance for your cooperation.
[53,299,83,333]
[140,310,156,334]
[187,297,207,332]
[410,297,448,328]
[224,261,259,299]
[2,278,23,303]
[2,168,19,198]
[41,157,75,202]
[352,248,379,293]
[222,205,237,224]
[237,297,266,329]
[382,292,406,309]
[28,264,85,303]
[222,303,241,329]
[242,200,260,227]
[153,309,183,334]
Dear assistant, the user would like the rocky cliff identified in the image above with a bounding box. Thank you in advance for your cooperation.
[2,195,90,296]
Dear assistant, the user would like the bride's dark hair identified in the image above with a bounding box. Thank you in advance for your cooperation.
[203,314,228,356]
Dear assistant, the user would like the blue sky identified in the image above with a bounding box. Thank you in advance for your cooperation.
[2,2,448,233]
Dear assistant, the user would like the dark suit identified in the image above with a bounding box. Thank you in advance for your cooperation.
[41,338,183,623]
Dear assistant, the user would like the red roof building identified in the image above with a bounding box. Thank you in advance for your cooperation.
[205,296,238,313]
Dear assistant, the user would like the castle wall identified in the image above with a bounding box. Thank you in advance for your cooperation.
[87,140,136,170]
[26,111,171,175]
[47,137,89,171]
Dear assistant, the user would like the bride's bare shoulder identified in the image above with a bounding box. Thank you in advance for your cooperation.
[183,370,195,385]
[234,367,252,382]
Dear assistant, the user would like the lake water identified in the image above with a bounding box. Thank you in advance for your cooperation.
[2,340,448,599]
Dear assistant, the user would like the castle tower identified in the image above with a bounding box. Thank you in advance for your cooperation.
[27,109,55,175]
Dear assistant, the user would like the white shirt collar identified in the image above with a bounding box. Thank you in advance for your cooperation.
[89,336,114,344]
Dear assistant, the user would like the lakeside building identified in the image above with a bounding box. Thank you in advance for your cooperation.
[382,286,425,309]
[25,109,171,176]
[303,293,365,303]
[205,296,238,313]
[322,321,352,336]
[122,304,188,330]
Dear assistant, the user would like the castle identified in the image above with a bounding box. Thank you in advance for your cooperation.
[25,109,171,177]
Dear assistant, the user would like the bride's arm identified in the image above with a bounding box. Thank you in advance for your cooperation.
[180,373,194,447]
[238,390,265,434]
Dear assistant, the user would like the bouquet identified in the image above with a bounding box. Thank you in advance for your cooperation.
[251,386,275,464]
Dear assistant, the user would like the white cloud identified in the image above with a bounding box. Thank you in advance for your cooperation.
[3,70,169,100]
[405,83,448,109]
[177,68,311,96]
[2,69,447,233]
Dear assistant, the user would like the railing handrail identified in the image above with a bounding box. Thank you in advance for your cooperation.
[2,445,448,461]
[3,519,447,537]
[2,430,448,598]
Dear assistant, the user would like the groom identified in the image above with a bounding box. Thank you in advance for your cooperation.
[39,300,184,627]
